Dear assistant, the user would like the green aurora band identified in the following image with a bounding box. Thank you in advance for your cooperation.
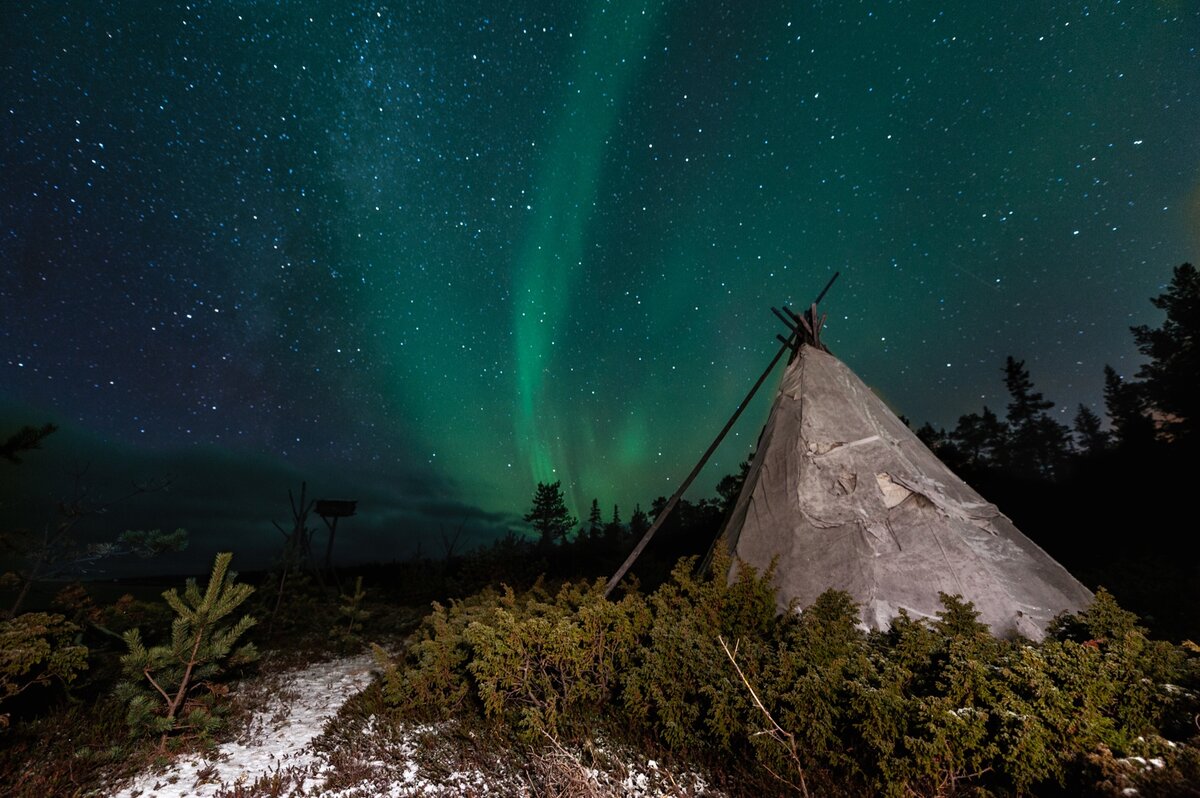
[513,0,669,493]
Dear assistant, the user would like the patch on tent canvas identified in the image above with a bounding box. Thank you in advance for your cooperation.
[883,518,905,552]
[1014,611,1046,642]
[875,472,912,508]
[808,435,881,457]
[887,472,1002,534]
[968,516,998,534]
[860,520,889,545]
[798,505,843,530]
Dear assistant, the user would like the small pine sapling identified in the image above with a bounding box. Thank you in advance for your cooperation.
[118,552,258,747]
[331,576,368,651]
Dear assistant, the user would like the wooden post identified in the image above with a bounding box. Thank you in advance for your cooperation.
[603,338,793,598]
[602,272,839,598]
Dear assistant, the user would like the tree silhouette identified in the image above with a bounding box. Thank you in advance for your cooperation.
[915,422,949,450]
[715,458,752,515]
[586,498,603,540]
[1103,365,1156,448]
[1003,356,1070,477]
[523,481,577,548]
[628,504,650,541]
[603,504,623,545]
[1072,404,1109,455]
[1131,262,1200,441]
[952,406,1007,469]
[0,423,57,464]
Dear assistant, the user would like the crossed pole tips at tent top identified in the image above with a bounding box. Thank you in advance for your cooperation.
[772,302,830,359]
[602,272,840,599]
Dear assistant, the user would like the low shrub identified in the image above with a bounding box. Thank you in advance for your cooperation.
[621,547,774,752]
[0,612,88,729]
[0,694,148,798]
[374,557,1200,796]
[378,578,649,741]
[375,587,503,720]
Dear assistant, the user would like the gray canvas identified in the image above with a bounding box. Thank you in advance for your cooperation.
[724,344,1093,640]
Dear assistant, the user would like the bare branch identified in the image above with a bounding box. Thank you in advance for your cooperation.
[143,668,173,707]
[719,635,810,798]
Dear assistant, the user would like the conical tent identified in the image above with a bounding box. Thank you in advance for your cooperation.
[723,343,1093,640]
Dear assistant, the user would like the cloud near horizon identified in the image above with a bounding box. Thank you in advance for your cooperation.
[1,409,523,579]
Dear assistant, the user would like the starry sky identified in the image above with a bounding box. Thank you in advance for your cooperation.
[2,1,1198,568]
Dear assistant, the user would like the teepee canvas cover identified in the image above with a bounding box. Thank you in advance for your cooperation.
[724,343,1093,640]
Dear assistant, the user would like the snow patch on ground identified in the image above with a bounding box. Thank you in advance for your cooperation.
[111,653,376,798]
[313,713,718,797]
[110,653,719,797]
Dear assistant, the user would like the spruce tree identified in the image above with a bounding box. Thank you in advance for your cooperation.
[331,576,369,652]
[587,498,604,540]
[603,504,623,545]
[1002,357,1070,477]
[1103,365,1156,448]
[523,481,577,548]
[1131,263,1200,440]
[915,422,947,451]
[118,552,257,746]
[1004,356,1053,424]
[0,423,57,464]
[952,406,1008,469]
[628,504,650,541]
[1072,404,1109,455]
[715,458,752,515]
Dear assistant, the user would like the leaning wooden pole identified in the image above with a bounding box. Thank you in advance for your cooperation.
[603,339,791,598]
[602,272,839,599]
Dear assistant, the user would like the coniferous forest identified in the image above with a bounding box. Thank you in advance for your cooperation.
[1,265,1198,796]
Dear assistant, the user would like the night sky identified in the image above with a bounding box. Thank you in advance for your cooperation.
[2,2,1198,567]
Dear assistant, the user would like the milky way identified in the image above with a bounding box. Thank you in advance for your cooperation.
[2,2,1198,548]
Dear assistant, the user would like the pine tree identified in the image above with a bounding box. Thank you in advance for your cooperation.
[587,498,603,540]
[1103,365,1156,448]
[331,576,369,652]
[523,481,577,548]
[0,612,88,730]
[1072,404,1109,455]
[118,552,257,746]
[715,458,752,515]
[915,422,947,452]
[628,504,650,541]
[1004,356,1054,425]
[1002,356,1071,477]
[0,423,57,464]
[1131,263,1200,440]
[603,504,623,545]
[952,406,1008,469]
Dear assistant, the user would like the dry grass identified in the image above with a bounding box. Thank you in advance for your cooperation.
[522,732,609,798]
[210,765,311,798]
[307,682,727,798]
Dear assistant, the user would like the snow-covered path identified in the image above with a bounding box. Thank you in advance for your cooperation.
[111,653,375,798]
[107,652,719,797]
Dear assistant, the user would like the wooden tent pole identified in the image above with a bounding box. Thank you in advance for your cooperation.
[602,271,839,599]
[602,338,792,598]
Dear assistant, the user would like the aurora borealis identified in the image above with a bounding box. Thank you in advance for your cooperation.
[2,2,1198,563]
